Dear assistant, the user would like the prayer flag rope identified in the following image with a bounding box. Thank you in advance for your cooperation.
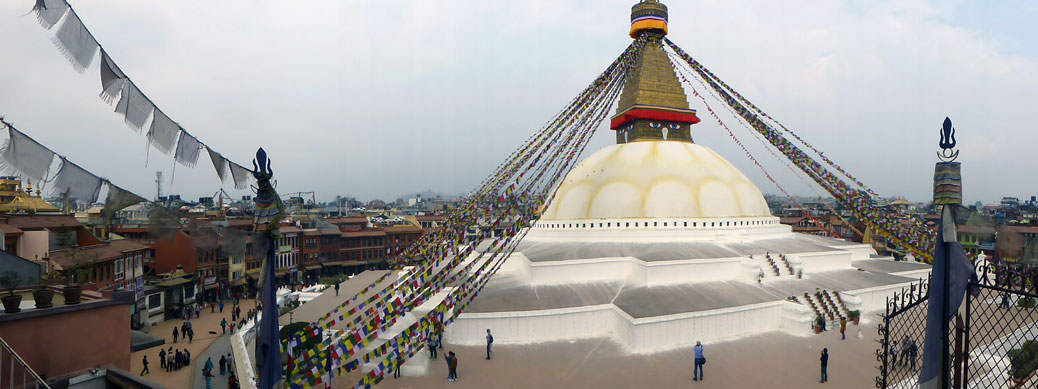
[664,38,935,261]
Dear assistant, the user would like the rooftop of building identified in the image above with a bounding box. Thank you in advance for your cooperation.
[46,239,150,268]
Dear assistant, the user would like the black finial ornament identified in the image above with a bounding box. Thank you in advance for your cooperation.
[937,117,958,162]
[251,148,284,233]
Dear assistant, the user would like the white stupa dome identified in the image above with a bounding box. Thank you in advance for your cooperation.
[541,141,771,220]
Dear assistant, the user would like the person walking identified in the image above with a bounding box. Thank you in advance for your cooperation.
[444,349,452,380]
[140,355,150,376]
[428,335,439,359]
[204,368,214,389]
[820,348,829,383]
[158,348,167,371]
[188,327,194,343]
[219,354,227,376]
[195,306,200,319]
[172,327,179,343]
[221,318,228,334]
[211,302,216,313]
[693,341,705,381]
[485,329,494,360]
[448,351,458,382]
[166,348,174,372]
[204,357,214,376]
[334,282,340,296]
[174,349,182,370]
[393,352,403,379]
[890,343,899,367]
[839,317,847,340]
[907,339,918,371]
[219,301,225,313]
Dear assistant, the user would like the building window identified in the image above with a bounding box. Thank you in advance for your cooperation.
[148,294,162,309]
[114,259,124,280]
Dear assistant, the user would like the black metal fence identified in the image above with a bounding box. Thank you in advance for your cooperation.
[876,260,1038,388]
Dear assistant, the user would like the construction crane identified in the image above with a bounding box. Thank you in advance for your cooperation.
[213,188,235,217]
[281,191,316,212]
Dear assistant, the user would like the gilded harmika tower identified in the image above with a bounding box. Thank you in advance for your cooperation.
[610,0,701,144]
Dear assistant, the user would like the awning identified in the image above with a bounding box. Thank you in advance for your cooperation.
[305,265,322,271]
[322,260,363,267]
[230,278,246,286]
[155,277,193,287]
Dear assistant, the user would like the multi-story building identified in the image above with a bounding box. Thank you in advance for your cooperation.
[997,225,1038,263]
[958,225,996,256]
[276,225,302,284]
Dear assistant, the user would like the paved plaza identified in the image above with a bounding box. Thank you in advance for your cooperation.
[130,299,258,388]
[324,318,881,388]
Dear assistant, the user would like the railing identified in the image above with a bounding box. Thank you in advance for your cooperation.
[0,336,50,389]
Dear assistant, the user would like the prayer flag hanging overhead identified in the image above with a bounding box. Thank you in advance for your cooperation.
[52,11,98,73]
[174,131,202,167]
[99,50,127,104]
[229,163,249,190]
[114,81,155,131]
[31,0,251,187]
[208,146,228,182]
[52,158,103,203]
[101,182,147,224]
[148,109,180,155]
[32,0,68,30]
[0,125,57,182]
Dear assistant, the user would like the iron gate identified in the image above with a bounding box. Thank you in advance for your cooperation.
[877,260,1038,388]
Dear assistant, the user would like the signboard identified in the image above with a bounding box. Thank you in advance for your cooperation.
[204,276,217,286]
[280,245,292,253]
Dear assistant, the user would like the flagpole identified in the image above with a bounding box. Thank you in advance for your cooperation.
[252,148,285,389]
[934,117,962,389]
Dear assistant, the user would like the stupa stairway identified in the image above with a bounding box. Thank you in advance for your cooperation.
[823,290,847,318]
[765,254,781,276]
[802,293,824,320]
[777,254,795,275]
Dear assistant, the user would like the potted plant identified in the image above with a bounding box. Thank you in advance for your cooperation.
[31,276,55,309]
[814,315,825,334]
[1019,297,1037,309]
[55,250,95,305]
[1009,340,1038,388]
[0,271,23,314]
[848,309,861,325]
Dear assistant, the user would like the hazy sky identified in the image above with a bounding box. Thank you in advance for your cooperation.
[1,0,1036,204]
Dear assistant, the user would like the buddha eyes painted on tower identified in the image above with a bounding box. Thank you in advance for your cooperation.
[649,122,662,128]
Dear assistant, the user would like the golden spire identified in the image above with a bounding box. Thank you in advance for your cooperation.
[611,0,700,144]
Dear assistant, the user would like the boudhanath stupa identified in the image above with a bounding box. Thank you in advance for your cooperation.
[445,0,930,353]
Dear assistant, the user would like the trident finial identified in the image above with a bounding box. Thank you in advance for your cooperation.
[252,148,273,179]
[937,117,959,162]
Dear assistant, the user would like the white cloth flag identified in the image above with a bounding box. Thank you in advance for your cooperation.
[0,126,57,182]
[229,162,249,190]
[148,109,180,154]
[114,81,154,131]
[99,50,126,104]
[53,11,98,73]
[32,0,68,30]
[52,158,103,203]
[174,131,202,167]
[207,146,228,181]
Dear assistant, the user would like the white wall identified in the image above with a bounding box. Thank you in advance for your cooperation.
[448,301,791,354]
[790,251,852,273]
[842,281,918,312]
